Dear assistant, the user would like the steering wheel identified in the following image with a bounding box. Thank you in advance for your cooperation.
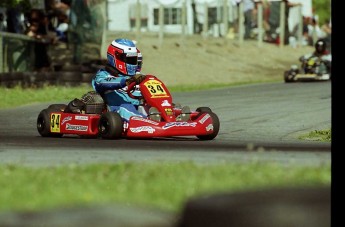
[127,81,143,100]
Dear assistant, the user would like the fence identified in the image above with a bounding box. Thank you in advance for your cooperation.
[0,31,38,73]
[108,0,309,48]
[0,31,105,88]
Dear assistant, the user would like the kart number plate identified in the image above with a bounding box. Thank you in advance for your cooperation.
[50,113,61,133]
[144,80,169,98]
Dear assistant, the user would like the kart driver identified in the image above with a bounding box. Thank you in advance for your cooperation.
[299,39,331,74]
[92,38,154,122]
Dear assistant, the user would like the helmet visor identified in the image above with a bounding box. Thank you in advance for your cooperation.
[116,52,138,65]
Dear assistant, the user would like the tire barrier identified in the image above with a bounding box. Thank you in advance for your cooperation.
[176,186,330,227]
[0,72,24,88]
[0,59,105,88]
[1,71,84,88]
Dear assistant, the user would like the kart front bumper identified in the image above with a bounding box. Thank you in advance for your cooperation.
[295,73,330,81]
[125,113,215,138]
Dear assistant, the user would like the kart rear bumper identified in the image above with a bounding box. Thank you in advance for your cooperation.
[50,112,100,136]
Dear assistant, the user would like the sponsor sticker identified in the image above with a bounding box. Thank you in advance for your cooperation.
[130,126,155,133]
[61,116,72,125]
[161,100,171,107]
[163,122,197,130]
[75,115,89,120]
[198,114,210,124]
[131,116,159,125]
[165,108,173,116]
[206,124,214,131]
[66,123,88,131]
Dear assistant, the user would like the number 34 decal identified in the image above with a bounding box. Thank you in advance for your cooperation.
[50,113,61,132]
[144,80,169,98]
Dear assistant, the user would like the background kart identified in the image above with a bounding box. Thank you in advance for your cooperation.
[37,75,220,140]
[283,56,331,83]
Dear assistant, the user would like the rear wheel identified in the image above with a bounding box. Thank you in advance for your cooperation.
[37,109,63,137]
[98,112,123,139]
[48,104,67,112]
[196,107,212,113]
[197,112,220,140]
[284,70,295,83]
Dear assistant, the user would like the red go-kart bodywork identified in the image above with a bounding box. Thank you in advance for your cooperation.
[37,75,220,140]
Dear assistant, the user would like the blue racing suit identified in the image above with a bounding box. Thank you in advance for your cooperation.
[92,68,145,122]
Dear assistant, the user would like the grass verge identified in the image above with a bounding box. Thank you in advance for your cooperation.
[0,161,330,213]
[298,129,331,142]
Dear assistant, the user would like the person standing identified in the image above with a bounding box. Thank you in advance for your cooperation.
[282,0,302,45]
[243,0,255,39]
[0,11,6,31]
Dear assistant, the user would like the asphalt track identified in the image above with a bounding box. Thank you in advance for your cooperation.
[0,81,331,167]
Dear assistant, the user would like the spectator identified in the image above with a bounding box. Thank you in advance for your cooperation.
[308,17,324,44]
[6,6,25,34]
[267,0,301,45]
[68,0,92,64]
[44,0,71,44]
[262,0,271,34]
[301,16,312,46]
[191,0,202,34]
[282,0,302,45]
[243,0,256,39]
[267,0,280,43]
[54,12,69,42]
[226,0,241,39]
[27,9,52,72]
[321,18,331,49]
[0,11,6,31]
[25,21,39,37]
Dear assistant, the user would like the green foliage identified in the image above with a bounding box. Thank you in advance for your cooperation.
[0,0,31,12]
[313,0,331,24]
[0,162,331,212]
[299,129,331,142]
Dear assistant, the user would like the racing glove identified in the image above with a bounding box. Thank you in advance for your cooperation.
[126,74,147,86]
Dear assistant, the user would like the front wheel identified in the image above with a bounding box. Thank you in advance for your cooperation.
[197,112,220,140]
[98,112,123,139]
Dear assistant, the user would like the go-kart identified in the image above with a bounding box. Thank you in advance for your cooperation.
[284,56,331,82]
[37,74,220,140]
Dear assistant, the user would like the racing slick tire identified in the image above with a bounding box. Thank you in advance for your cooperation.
[196,107,212,113]
[37,109,63,137]
[284,70,295,83]
[98,112,123,139]
[196,112,220,140]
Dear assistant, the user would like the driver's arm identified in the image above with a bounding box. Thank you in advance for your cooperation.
[93,69,127,93]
